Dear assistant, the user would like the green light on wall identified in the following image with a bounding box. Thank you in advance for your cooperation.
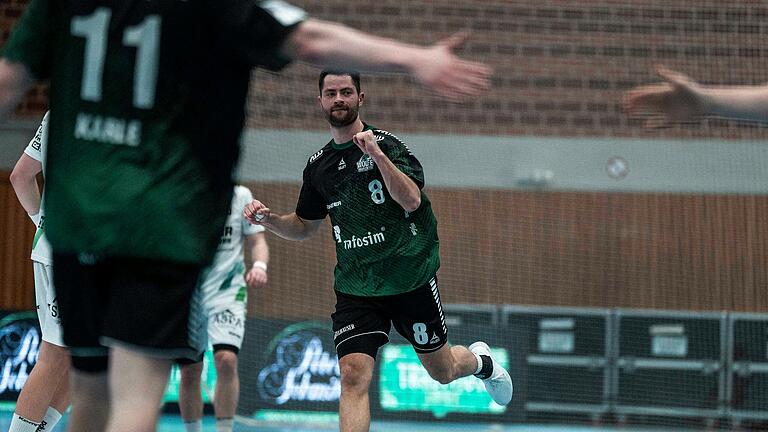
[379,345,508,418]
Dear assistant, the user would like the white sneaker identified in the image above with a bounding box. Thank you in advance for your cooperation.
[469,341,513,405]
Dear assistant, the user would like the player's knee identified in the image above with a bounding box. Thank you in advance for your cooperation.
[214,351,238,379]
[179,362,203,385]
[339,358,371,392]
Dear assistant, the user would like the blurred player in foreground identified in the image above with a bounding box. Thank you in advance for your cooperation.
[0,1,490,430]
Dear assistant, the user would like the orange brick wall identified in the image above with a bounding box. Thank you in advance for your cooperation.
[246,0,768,139]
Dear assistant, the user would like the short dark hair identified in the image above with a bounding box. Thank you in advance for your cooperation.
[319,70,361,94]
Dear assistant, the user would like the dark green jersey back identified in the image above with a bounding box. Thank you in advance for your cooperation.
[2,0,305,263]
[296,125,440,297]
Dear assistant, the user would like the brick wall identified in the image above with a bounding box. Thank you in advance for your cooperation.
[248,0,768,139]
[3,1,768,138]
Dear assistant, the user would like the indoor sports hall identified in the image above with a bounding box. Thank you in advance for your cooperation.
[1,0,767,431]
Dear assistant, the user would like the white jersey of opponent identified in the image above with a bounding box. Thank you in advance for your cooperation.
[24,112,52,266]
[200,185,264,307]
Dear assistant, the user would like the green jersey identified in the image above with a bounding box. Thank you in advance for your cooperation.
[295,124,440,297]
[1,0,305,263]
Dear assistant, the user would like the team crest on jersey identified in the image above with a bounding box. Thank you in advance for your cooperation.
[309,149,324,164]
[356,154,374,172]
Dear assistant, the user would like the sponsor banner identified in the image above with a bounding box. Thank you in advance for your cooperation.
[0,312,41,401]
[378,344,508,418]
[238,318,522,423]
[238,319,340,417]
[371,321,522,422]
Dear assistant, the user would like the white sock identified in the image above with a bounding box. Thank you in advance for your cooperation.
[216,417,234,432]
[473,351,484,375]
[8,413,40,432]
[183,419,202,432]
[37,407,62,431]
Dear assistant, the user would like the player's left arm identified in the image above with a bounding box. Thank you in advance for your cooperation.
[9,152,42,219]
[244,230,269,290]
[624,65,768,126]
[353,130,421,212]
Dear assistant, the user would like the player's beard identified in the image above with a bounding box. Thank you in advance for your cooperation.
[326,103,359,127]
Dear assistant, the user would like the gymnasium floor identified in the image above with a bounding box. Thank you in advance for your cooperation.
[0,410,707,432]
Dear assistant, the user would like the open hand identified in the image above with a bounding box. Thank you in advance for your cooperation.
[413,32,492,101]
[623,65,709,128]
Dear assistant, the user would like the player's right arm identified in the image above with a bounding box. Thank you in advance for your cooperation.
[283,21,490,101]
[243,200,323,241]
[9,152,42,218]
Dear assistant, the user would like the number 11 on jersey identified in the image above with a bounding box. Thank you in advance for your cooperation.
[71,8,161,109]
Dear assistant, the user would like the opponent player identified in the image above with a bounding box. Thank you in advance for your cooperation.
[8,112,69,432]
[244,70,512,432]
[0,1,490,430]
[178,185,269,432]
[624,65,768,125]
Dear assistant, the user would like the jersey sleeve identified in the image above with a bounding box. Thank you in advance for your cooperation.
[0,0,52,80]
[218,0,307,71]
[238,187,265,235]
[295,163,328,220]
[377,132,426,189]
[23,112,49,163]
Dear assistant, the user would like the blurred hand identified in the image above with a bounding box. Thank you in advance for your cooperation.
[243,200,270,225]
[413,32,492,101]
[623,65,709,128]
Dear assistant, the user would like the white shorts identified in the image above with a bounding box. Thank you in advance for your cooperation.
[33,261,65,347]
[207,301,246,350]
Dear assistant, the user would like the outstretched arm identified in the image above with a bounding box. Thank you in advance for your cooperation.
[283,21,491,101]
[243,200,323,241]
[624,65,768,126]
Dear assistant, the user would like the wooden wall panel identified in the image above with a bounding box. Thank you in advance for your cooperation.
[2,174,766,317]
[0,172,35,310]
[242,184,768,319]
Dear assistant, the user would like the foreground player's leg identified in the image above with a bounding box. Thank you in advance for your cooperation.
[338,353,375,432]
[66,364,109,432]
[107,346,172,432]
[178,362,204,432]
[212,349,239,432]
[9,341,70,432]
